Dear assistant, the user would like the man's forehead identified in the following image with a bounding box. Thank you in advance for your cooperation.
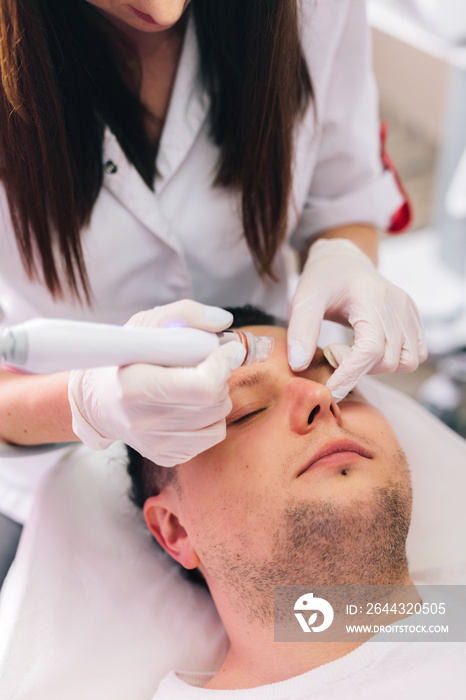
[237,324,327,366]
[229,325,329,392]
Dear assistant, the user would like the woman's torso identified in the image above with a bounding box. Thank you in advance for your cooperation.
[0,0,372,330]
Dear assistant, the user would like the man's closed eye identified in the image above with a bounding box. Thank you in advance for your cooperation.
[229,407,267,426]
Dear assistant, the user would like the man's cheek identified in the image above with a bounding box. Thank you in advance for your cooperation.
[235,435,276,474]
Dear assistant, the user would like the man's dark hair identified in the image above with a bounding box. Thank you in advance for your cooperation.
[126,305,282,586]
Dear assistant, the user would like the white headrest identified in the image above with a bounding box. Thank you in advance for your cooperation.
[0,442,227,699]
[1,378,466,699]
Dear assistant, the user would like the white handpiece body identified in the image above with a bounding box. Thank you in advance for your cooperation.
[0,319,221,374]
[0,318,274,374]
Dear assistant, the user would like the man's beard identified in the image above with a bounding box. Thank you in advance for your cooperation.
[205,449,412,626]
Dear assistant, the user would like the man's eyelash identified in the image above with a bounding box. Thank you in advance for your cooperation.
[232,408,266,425]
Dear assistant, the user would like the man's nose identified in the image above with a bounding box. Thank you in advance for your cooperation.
[286,378,341,434]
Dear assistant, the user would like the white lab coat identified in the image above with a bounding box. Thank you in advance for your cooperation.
[0,0,403,522]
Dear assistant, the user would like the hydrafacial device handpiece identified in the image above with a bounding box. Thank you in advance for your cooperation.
[0,319,274,374]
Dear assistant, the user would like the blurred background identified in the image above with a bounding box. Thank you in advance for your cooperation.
[369,0,466,438]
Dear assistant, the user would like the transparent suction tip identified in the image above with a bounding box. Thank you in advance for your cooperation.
[219,330,274,366]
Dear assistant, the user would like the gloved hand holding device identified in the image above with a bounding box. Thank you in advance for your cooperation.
[287,238,427,401]
[68,300,245,467]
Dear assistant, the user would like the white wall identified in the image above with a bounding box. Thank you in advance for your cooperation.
[372,27,449,144]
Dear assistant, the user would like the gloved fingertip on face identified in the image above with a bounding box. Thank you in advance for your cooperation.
[288,341,310,372]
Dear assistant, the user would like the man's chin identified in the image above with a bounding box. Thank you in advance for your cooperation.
[276,480,412,587]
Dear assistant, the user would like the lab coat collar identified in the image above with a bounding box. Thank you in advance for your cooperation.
[102,128,181,251]
[101,13,208,252]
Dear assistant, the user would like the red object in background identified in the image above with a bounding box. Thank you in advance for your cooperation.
[380,120,412,234]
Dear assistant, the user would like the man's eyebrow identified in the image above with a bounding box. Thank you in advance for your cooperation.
[229,368,269,394]
[228,352,330,395]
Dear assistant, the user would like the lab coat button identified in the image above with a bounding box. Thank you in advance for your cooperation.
[104,160,118,174]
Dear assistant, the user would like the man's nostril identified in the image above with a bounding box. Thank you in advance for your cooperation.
[308,405,320,425]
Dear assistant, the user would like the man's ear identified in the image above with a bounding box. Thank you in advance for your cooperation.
[143,494,200,570]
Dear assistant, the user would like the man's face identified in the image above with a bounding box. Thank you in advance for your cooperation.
[147,326,412,611]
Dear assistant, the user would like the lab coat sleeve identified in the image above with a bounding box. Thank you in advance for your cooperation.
[296,0,406,243]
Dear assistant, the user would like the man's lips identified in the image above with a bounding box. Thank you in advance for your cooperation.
[297,439,373,476]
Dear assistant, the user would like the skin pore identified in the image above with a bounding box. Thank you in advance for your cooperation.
[144,326,417,689]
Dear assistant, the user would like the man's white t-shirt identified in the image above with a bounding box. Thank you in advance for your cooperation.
[155,642,465,700]
[153,567,466,699]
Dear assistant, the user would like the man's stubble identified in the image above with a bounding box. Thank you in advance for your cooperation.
[203,448,412,626]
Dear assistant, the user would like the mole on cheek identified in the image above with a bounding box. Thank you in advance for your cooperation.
[341,469,348,476]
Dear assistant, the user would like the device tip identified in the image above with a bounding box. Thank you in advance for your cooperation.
[242,333,274,366]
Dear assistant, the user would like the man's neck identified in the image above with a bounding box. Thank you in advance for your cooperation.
[206,573,419,691]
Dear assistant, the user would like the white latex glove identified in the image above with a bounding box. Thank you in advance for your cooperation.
[68,300,245,467]
[322,343,352,372]
[287,238,427,402]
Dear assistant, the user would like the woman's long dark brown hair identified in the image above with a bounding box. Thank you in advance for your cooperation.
[0,0,312,303]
